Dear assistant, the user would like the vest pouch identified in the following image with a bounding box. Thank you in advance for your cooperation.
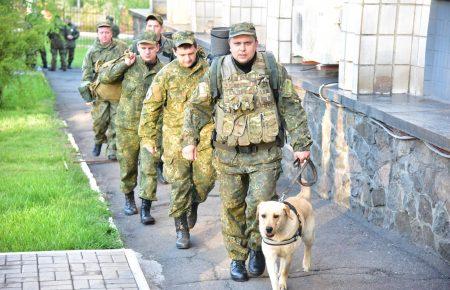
[262,110,280,143]
[240,93,254,111]
[233,116,250,146]
[256,77,273,106]
[248,112,263,144]
[224,93,240,111]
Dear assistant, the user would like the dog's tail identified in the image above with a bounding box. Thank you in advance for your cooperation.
[297,187,312,202]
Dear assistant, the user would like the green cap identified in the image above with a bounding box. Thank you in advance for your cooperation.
[146,13,163,25]
[97,21,112,28]
[137,31,158,45]
[172,31,196,47]
[229,22,257,38]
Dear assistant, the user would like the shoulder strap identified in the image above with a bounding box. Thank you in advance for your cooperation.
[210,55,225,99]
[262,51,279,99]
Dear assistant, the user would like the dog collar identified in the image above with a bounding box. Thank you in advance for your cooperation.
[262,201,302,246]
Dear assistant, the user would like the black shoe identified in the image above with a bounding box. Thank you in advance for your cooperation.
[49,67,55,71]
[108,153,117,161]
[92,144,102,156]
[187,202,199,229]
[43,65,48,69]
[174,214,190,249]
[157,162,168,184]
[68,64,72,69]
[140,199,155,225]
[124,192,138,215]
[248,249,265,277]
[230,260,249,282]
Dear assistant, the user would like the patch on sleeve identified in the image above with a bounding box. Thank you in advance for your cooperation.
[146,84,162,101]
[198,82,209,101]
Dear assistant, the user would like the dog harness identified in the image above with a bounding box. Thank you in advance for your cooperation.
[262,201,303,246]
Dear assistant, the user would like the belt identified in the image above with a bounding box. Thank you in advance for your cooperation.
[213,141,277,154]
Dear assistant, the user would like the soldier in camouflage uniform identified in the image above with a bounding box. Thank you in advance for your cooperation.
[139,31,216,249]
[130,13,175,64]
[81,21,128,159]
[48,15,68,71]
[182,22,312,282]
[64,17,80,69]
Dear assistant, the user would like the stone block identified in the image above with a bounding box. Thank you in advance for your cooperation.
[419,5,430,37]
[362,4,379,34]
[360,36,377,65]
[376,35,394,65]
[280,0,293,18]
[418,195,433,225]
[438,239,450,262]
[368,207,385,226]
[422,224,435,248]
[279,19,292,41]
[358,65,375,93]
[396,5,415,34]
[371,188,386,207]
[395,210,412,236]
[279,41,292,64]
[387,183,402,210]
[374,65,393,93]
[432,202,449,238]
[392,65,410,93]
[379,4,397,34]
[240,7,251,22]
[394,35,412,64]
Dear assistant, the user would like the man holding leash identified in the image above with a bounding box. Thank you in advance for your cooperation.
[181,22,311,282]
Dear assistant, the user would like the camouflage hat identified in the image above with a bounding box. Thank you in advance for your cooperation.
[229,22,257,38]
[97,21,112,28]
[146,13,163,25]
[172,31,196,47]
[137,31,158,45]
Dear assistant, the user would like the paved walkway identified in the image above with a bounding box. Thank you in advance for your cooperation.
[6,68,448,290]
[0,249,148,290]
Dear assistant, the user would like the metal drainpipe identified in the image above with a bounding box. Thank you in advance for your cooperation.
[149,0,154,12]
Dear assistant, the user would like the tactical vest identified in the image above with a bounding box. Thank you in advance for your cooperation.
[214,53,281,147]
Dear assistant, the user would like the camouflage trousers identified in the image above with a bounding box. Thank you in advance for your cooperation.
[50,47,67,70]
[163,147,216,218]
[214,145,282,261]
[116,126,159,200]
[91,100,118,156]
[66,47,75,67]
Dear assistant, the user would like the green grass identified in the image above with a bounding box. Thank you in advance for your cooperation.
[0,72,122,251]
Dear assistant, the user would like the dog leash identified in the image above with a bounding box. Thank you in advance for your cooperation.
[278,158,317,202]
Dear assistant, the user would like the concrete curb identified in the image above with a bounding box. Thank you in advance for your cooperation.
[125,249,151,290]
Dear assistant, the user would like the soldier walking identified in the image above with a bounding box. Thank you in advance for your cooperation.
[131,13,175,63]
[81,21,128,159]
[139,31,216,249]
[64,17,80,69]
[98,32,164,224]
[48,15,68,71]
[182,22,312,281]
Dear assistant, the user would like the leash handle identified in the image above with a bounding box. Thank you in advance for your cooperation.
[293,158,318,187]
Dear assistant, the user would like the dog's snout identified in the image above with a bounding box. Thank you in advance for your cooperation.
[266,226,273,233]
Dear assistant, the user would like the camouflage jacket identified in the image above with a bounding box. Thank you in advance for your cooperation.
[98,56,164,130]
[130,34,175,63]
[82,38,128,82]
[48,24,68,49]
[182,52,312,152]
[138,56,210,158]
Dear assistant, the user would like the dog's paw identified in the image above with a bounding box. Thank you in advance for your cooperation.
[278,281,287,290]
[303,261,311,272]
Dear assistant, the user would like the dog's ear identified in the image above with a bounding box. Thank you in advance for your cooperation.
[256,203,260,218]
[284,205,293,220]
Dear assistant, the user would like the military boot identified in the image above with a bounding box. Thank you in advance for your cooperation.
[68,62,72,69]
[92,143,102,156]
[174,214,190,249]
[187,202,199,229]
[124,192,138,215]
[108,152,117,161]
[140,198,155,225]
[157,162,168,184]
[230,260,249,282]
[248,249,265,277]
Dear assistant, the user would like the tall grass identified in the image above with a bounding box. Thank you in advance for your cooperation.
[0,72,122,251]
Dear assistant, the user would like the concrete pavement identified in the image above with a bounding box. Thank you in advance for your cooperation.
[47,68,450,290]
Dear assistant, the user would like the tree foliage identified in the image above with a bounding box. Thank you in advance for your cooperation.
[0,0,59,105]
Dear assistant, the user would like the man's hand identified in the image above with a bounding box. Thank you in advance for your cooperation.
[182,145,197,161]
[293,151,310,165]
[85,102,94,106]
[67,35,73,40]
[125,52,136,66]
[143,144,158,155]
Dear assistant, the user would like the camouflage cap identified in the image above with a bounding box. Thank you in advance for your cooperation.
[146,13,163,25]
[97,21,112,28]
[229,22,257,38]
[172,31,196,47]
[137,31,158,45]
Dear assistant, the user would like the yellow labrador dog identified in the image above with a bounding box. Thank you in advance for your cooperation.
[257,190,315,290]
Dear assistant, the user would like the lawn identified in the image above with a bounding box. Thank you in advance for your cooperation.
[0,72,122,251]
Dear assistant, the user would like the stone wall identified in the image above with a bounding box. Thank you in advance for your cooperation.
[283,91,450,262]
